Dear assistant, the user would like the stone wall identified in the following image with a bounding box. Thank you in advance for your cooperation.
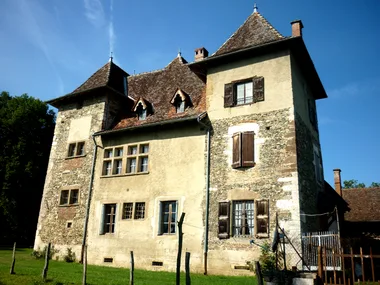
[34,94,108,257]
[206,107,302,273]
[295,112,323,233]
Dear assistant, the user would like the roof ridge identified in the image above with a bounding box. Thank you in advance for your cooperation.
[256,12,284,39]
[212,11,284,57]
[211,13,253,56]
[129,67,165,77]
[105,61,113,85]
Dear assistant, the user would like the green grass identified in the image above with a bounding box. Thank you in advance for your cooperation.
[0,248,256,285]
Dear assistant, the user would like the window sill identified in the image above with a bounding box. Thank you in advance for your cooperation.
[100,171,149,178]
[65,154,86,160]
[58,204,79,207]
[121,218,146,221]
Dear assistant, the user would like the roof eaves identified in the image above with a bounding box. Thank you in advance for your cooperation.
[95,114,202,136]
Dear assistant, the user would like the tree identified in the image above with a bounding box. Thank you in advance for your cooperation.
[0,91,55,245]
[343,180,380,189]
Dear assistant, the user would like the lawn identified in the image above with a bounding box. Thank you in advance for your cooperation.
[0,248,256,285]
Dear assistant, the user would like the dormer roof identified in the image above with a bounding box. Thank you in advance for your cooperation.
[170,89,189,104]
[213,11,284,57]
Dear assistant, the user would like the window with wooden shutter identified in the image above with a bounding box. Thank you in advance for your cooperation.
[232,132,255,169]
[255,200,269,237]
[242,132,255,167]
[232,133,241,168]
[218,201,230,239]
[224,83,235,107]
[253,77,264,102]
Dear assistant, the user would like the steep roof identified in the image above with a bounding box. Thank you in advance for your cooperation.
[111,56,206,131]
[213,11,284,56]
[72,60,129,95]
[343,187,380,222]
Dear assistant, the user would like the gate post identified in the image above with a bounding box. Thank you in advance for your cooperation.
[317,246,324,285]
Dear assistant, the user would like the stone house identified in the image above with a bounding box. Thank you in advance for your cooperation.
[34,8,329,275]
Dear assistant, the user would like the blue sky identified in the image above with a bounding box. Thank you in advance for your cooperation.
[1,0,379,186]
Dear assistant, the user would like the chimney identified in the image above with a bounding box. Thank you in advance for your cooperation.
[194,47,209,62]
[333,169,342,196]
[291,20,304,37]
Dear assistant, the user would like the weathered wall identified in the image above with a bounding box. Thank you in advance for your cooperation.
[34,94,109,257]
[86,123,206,273]
[290,55,324,232]
[207,108,302,274]
[206,50,293,120]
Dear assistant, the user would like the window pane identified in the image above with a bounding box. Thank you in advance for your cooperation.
[135,202,145,219]
[163,213,169,223]
[171,202,176,212]
[233,200,254,237]
[245,82,253,103]
[237,84,245,105]
[123,203,133,219]
[114,160,122,174]
[60,190,69,205]
[163,224,168,234]
[140,157,148,172]
[170,224,176,234]
[104,149,113,158]
[68,144,76,157]
[106,161,112,175]
[140,144,149,154]
[128,146,138,155]
[70,190,79,204]
[115,147,123,157]
[76,142,85,156]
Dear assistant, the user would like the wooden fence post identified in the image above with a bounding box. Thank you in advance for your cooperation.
[82,245,87,285]
[185,252,191,285]
[130,251,134,285]
[176,213,185,285]
[255,261,263,285]
[10,242,16,274]
[317,246,324,284]
[42,243,51,281]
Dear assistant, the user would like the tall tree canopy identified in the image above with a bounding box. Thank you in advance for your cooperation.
[343,180,380,189]
[0,91,55,245]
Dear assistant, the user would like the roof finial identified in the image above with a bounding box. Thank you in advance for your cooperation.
[177,48,182,58]
[109,51,113,62]
[253,3,258,13]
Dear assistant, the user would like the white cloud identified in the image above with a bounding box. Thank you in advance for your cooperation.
[83,0,105,27]
[109,0,116,58]
[327,77,380,99]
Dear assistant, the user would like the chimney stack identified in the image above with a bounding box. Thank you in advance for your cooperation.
[291,20,304,37]
[333,169,342,196]
[194,47,209,62]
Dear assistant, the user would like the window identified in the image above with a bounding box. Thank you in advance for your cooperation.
[59,189,79,206]
[100,204,116,234]
[67,142,86,158]
[224,77,264,107]
[122,203,133,219]
[218,199,269,239]
[122,202,146,220]
[126,144,149,174]
[233,200,254,236]
[232,132,255,169]
[313,146,323,184]
[135,202,146,219]
[159,201,177,235]
[176,100,185,113]
[123,76,128,96]
[136,103,147,120]
[102,147,124,176]
[308,99,318,131]
[236,82,253,105]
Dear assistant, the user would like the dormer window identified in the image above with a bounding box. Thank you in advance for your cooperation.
[136,103,147,120]
[171,89,192,113]
[123,76,128,96]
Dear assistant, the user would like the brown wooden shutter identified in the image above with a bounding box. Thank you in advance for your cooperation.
[232,133,241,168]
[255,199,269,237]
[224,83,235,107]
[218,201,230,239]
[253,77,264,102]
[242,131,255,167]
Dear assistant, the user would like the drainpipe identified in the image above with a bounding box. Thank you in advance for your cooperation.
[197,113,211,275]
[80,134,99,263]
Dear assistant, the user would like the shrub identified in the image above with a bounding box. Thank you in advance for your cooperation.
[31,245,58,260]
[63,247,76,263]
